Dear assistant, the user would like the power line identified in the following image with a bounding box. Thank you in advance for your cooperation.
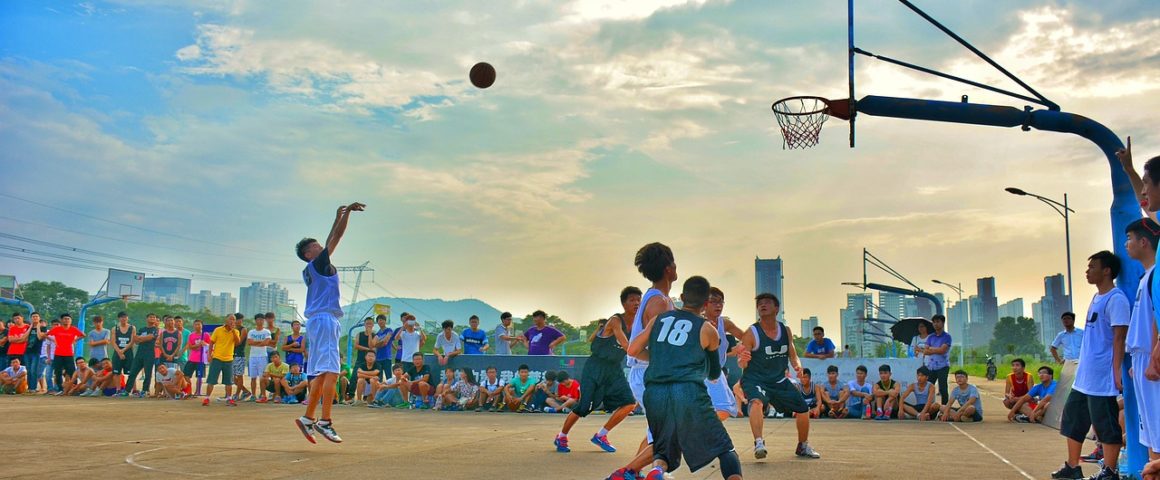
[0,243,299,284]
[0,252,111,272]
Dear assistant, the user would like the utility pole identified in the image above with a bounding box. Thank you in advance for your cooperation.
[336,262,373,307]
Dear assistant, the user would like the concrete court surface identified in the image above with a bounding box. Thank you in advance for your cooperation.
[0,379,1077,479]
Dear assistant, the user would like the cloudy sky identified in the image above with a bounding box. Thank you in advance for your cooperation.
[2,0,1158,341]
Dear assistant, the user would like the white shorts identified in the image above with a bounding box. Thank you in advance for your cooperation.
[705,375,738,416]
[306,313,341,377]
[248,357,267,378]
[628,365,652,443]
[1131,353,1160,453]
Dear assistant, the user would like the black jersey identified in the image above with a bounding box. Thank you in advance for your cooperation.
[644,310,709,385]
[590,314,627,364]
[740,321,790,386]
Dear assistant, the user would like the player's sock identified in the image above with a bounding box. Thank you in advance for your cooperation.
[597,428,609,437]
[558,432,566,439]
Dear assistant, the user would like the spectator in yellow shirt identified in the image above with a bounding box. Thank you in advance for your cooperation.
[204,314,241,407]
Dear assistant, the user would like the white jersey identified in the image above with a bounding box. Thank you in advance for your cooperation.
[628,288,671,368]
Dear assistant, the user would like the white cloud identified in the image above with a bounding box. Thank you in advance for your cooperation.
[562,0,719,23]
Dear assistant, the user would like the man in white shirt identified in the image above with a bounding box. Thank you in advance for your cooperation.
[1124,218,1160,462]
[434,320,462,366]
[247,315,274,402]
[494,312,519,355]
[1051,312,1084,364]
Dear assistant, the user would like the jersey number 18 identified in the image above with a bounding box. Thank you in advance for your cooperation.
[656,316,693,346]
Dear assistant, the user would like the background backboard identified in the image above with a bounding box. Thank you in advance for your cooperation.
[0,275,16,300]
[106,269,144,299]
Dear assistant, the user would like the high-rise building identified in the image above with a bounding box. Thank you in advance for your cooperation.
[755,257,785,321]
[142,277,192,306]
[998,298,1024,319]
[947,299,968,342]
[977,276,999,330]
[189,290,237,317]
[1032,299,1045,343]
[840,293,874,357]
[801,316,819,335]
[1038,274,1070,347]
[879,292,905,321]
[239,282,289,316]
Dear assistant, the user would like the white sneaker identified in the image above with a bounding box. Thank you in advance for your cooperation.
[754,439,767,459]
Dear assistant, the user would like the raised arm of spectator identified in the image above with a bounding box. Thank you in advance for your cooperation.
[1116,136,1159,221]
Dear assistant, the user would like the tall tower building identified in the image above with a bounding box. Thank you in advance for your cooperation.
[755,256,785,321]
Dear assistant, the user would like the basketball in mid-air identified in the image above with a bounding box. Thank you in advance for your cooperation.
[470,62,496,89]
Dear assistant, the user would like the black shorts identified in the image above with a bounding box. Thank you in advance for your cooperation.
[644,382,735,473]
[742,379,808,414]
[181,361,205,379]
[111,352,133,374]
[573,363,635,417]
[375,360,392,380]
[1060,389,1121,443]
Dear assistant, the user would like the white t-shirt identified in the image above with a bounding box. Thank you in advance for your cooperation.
[1073,288,1131,396]
[399,330,422,360]
[481,376,504,393]
[1128,266,1157,354]
[247,329,272,358]
[435,332,462,355]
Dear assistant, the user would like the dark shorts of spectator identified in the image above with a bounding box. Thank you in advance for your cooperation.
[182,361,206,379]
[111,352,133,374]
[742,379,808,415]
[207,359,233,385]
[375,360,392,380]
[644,382,735,473]
[1060,389,1120,443]
[949,406,983,422]
[410,382,429,397]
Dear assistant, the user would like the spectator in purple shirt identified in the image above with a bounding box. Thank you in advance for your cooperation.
[523,310,565,356]
[920,315,953,405]
[802,326,836,359]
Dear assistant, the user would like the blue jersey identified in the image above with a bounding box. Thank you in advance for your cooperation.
[912,381,931,405]
[303,248,342,318]
[461,328,489,355]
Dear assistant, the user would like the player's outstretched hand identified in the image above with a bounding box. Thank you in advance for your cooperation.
[1116,136,1132,169]
[347,202,366,212]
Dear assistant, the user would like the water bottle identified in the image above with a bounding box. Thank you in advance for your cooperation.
[865,402,872,419]
[1117,447,1126,473]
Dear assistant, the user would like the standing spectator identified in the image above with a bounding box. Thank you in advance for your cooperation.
[802,326,836,359]
[47,313,85,394]
[248,315,273,402]
[284,362,308,404]
[174,317,188,370]
[871,364,900,420]
[1003,358,1032,410]
[159,316,181,369]
[1051,312,1083,364]
[373,315,393,380]
[504,364,537,412]
[6,313,30,379]
[0,357,27,394]
[901,366,940,421]
[283,320,307,373]
[1009,365,1057,424]
[125,313,159,397]
[23,313,44,393]
[1052,251,1129,480]
[86,316,109,364]
[844,345,855,358]
[387,313,407,365]
[940,370,982,422]
[261,352,289,403]
[921,314,953,405]
[845,365,872,419]
[435,320,462,366]
[354,317,375,366]
[1123,216,1160,463]
[476,366,504,411]
[110,312,134,394]
[395,316,425,371]
[265,311,280,362]
[204,314,240,407]
[461,315,489,355]
[39,319,59,393]
[231,313,250,401]
[524,311,565,356]
[402,352,432,408]
[910,321,931,365]
[494,312,518,355]
[820,365,848,418]
[0,319,7,367]
[183,319,210,396]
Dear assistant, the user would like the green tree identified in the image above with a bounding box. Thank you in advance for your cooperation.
[0,280,89,317]
[988,316,1044,356]
[793,334,810,355]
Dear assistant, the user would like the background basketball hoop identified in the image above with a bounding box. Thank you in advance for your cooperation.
[770,96,852,149]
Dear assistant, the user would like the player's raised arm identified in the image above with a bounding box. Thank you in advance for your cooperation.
[325,202,365,256]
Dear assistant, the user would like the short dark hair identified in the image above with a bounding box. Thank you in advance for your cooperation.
[376,314,387,321]
[1144,155,1160,186]
[412,352,423,359]
[270,351,280,357]
[917,366,931,377]
[392,364,403,372]
[931,314,946,323]
[469,315,479,321]
[544,371,557,381]
[1126,218,1160,251]
[1038,365,1054,376]
[708,286,724,301]
[117,312,128,318]
[634,242,674,282]
[517,364,529,371]
[264,312,275,320]
[801,368,812,377]
[681,276,711,309]
[754,293,780,307]
[1012,358,1026,368]
[812,326,824,334]
[953,369,968,377]
[93,316,103,323]
[556,371,570,382]
[856,365,868,374]
[364,317,374,324]
[60,313,71,319]
[827,365,838,374]
[295,237,317,262]
[441,320,454,329]
[878,364,891,373]
[486,365,497,372]
[532,310,547,319]
[621,286,643,304]
[10,312,20,318]
[1088,250,1121,278]
[1061,311,1076,320]
[501,312,513,320]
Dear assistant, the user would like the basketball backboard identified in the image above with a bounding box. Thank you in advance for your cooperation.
[106,269,144,299]
[0,275,16,300]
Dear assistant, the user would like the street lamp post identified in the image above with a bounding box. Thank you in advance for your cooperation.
[932,279,965,366]
[1005,187,1075,312]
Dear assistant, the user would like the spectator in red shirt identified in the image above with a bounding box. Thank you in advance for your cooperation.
[546,370,580,413]
[47,314,85,390]
[6,313,31,362]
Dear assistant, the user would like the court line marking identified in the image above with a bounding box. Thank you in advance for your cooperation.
[125,447,223,477]
[92,437,167,447]
[951,423,1036,480]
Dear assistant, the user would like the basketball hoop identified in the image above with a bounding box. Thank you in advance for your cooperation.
[771,96,852,149]
[120,294,138,308]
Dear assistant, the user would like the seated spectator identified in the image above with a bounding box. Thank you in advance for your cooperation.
[433,367,457,410]
[531,370,559,412]
[283,363,308,404]
[1008,365,1057,424]
[901,366,940,421]
[545,371,579,413]
[402,353,432,408]
[445,368,480,411]
[1003,357,1032,410]
[61,357,93,396]
[802,327,836,359]
[820,365,848,418]
[476,366,505,411]
[89,359,118,397]
[371,364,409,408]
[337,355,351,403]
[351,351,381,405]
[260,352,289,403]
[798,368,822,418]
[153,363,188,399]
[504,364,537,412]
[845,365,872,419]
[940,370,982,422]
[872,364,900,420]
[0,357,28,394]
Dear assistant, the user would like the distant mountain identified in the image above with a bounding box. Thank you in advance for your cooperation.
[341,297,505,331]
